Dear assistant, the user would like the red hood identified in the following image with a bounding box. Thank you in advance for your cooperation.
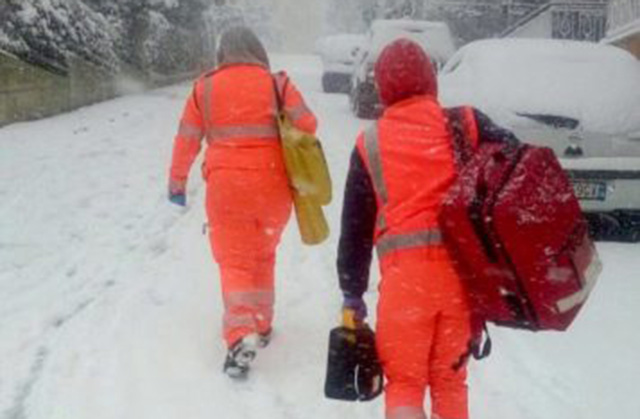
[375,38,438,107]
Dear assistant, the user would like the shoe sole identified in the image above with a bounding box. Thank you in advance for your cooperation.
[224,363,249,379]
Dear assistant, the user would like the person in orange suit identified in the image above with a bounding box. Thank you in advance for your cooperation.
[336,39,519,418]
[167,26,317,378]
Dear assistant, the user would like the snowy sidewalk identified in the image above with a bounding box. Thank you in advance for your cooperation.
[1,55,639,419]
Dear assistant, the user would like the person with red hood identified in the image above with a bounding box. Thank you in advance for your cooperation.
[336,39,519,418]
[167,26,317,378]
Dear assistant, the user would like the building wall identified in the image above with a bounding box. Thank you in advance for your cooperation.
[506,9,554,38]
[613,33,640,58]
[606,0,640,58]
[607,0,640,33]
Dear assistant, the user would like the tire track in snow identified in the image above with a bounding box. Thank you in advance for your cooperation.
[0,84,193,417]
[0,203,193,418]
[2,348,48,419]
[0,288,111,419]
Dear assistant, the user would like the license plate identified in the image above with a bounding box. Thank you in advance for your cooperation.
[573,181,607,201]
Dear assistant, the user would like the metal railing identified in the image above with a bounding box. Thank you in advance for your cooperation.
[501,1,608,42]
[551,3,608,42]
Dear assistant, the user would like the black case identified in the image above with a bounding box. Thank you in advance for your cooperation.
[324,325,384,401]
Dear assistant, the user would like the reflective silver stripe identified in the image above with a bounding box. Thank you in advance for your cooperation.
[386,406,427,419]
[376,229,443,259]
[223,313,255,329]
[286,103,311,122]
[377,214,387,231]
[556,251,602,313]
[223,291,275,329]
[177,121,204,140]
[203,76,213,128]
[224,290,275,308]
[201,74,278,142]
[207,124,280,142]
[363,124,389,231]
[363,124,388,202]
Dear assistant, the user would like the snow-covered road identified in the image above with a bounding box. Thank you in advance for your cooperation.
[1,55,639,419]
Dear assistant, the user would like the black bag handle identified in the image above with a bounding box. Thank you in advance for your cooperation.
[324,325,384,402]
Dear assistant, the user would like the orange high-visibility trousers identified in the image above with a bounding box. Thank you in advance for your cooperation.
[376,246,472,419]
[205,159,292,347]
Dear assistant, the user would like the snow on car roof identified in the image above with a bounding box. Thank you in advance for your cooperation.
[369,19,456,63]
[439,38,640,136]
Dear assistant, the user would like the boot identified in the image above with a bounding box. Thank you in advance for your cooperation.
[223,334,259,379]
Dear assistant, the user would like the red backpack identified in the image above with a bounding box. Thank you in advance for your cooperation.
[440,108,602,360]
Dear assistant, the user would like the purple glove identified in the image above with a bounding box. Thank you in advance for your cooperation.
[169,192,186,206]
[343,296,367,323]
[168,178,186,207]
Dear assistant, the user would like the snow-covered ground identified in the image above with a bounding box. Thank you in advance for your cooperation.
[1,55,639,419]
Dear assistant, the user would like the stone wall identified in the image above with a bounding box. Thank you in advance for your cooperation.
[1,51,69,126]
[0,50,197,128]
[0,50,120,127]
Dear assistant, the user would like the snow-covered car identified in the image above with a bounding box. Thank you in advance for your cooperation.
[316,34,366,93]
[349,19,456,119]
[439,39,640,241]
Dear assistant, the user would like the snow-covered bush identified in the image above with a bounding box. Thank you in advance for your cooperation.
[0,0,119,73]
[143,10,205,75]
[0,0,280,77]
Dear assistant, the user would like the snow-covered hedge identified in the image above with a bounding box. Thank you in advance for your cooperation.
[1,0,279,77]
[0,0,119,74]
[143,10,205,76]
[0,0,208,76]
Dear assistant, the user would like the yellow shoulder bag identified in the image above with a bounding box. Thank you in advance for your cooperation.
[274,75,332,245]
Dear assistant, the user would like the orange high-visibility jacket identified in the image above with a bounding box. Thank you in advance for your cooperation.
[169,64,317,191]
[355,96,478,258]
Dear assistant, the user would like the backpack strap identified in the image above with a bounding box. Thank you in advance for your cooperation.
[452,322,492,371]
[272,72,290,113]
[445,106,493,369]
[445,106,478,169]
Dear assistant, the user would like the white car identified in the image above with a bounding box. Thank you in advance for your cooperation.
[439,38,640,241]
[316,34,366,93]
[349,19,456,119]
